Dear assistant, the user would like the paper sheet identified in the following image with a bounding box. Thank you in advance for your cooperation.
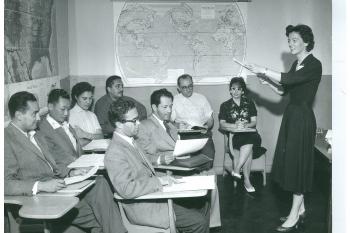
[64,166,99,185]
[68,154,105,168]
[82,139,111,151]
[173,138,208,157]
[163,175,215,192]
[58,180,96,193]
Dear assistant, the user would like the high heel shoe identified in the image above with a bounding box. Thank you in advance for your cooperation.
[279,211,306,223]
[244,183,256,193]
[231,171,241,179]
[276,217,301,232]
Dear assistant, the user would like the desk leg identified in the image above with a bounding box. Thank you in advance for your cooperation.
[43,221,51,233]
[168,199,176,233]
[7,210,20,233]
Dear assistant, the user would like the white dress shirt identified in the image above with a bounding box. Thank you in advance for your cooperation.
[69,104,102,134]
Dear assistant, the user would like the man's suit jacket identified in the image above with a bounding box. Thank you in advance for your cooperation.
[136,115,178,164]
[37,118,82,168]
[4,124,67,196]
[105,133,170,229]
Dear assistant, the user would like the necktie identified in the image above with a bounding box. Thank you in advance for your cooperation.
[132,139,155,174]
[163,121,175,141]
[27,132,53,172]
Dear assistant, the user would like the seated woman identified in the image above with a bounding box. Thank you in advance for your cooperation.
[69,82,104,146]
[219,77,266,193]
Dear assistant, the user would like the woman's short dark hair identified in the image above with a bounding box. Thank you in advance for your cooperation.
[8,91,37,118]
[286,24,315,52]
[150,88,173,107]
[108,97,136,125]
[229,77,248,94]
[71,82,94,107]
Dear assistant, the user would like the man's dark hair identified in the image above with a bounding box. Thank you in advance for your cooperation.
[105,75,123,94]
[48,89,70,104]
[150,88,173,107]
[177,74,193,87]
[108,97,136,126]
[8,91,37,118]
[71,82,95,107]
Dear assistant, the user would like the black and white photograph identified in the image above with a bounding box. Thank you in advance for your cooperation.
[2,0,349,233]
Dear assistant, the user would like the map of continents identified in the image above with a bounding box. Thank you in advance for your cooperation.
[5,0,58,84]
[116,2,246,85]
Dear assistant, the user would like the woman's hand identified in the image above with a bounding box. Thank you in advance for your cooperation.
[236,120,247,129]
[246,64,266,75]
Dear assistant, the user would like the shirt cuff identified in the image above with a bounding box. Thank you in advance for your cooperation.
[32,181,39,195]
[157,156,161,165]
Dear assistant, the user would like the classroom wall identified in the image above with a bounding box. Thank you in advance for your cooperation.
[67,0,332,173]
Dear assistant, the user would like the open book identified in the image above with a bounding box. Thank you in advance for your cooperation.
[64,166,99,185]
[82,139,111,151]
[68,154,105,168]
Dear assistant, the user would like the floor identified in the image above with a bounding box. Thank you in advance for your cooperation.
[210,153,331,233]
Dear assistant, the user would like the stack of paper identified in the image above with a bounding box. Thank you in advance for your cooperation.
[163,175,215,192]
[68,154,105,168]
[173,138,208,157]
[82,139,111,151]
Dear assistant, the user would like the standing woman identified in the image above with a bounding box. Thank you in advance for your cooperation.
[70,82,104,146]
[245,24,322,231]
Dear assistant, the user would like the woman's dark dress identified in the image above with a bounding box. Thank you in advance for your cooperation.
[219,97,266,159]
[271,54,322,193]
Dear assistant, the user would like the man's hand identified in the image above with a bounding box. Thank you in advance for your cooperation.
[69,167,91,177]
[160,153,175,165]
[38,179,66,193]
[158,176,182,186]
[74,126,92,140]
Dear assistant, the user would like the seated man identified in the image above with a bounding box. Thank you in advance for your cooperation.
[37,89,82,168]
[104,97,209,233]
[171,74,215,166]
[94,75,147,137]
[137,88,221,228]
[5,91,126,233]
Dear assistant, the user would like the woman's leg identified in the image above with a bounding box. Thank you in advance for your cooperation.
[243,151,253,188]
[233,144,253,175]
[281,194,304,227]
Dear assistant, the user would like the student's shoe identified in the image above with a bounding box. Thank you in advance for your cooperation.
[231,171,241,179]
[244,184,256,193]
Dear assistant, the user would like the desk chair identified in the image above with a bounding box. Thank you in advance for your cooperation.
[223,133,267,187]
[5,196,79,233]
[114,193,176,233]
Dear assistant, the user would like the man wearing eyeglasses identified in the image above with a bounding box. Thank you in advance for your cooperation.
[171,74,215,167]
[94,75,147,137]
[105,97,209,233]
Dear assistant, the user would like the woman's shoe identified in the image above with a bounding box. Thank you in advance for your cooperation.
[276,217,301,232]
[279,211,306,223]
[231,171,241,179]
[244,184,256,193]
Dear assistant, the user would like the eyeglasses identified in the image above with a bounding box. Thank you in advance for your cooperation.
[230,87,243,91]
[122,118,139,124]
[180,85,193,91]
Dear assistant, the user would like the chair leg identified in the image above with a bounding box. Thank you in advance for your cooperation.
[262,171,266,186]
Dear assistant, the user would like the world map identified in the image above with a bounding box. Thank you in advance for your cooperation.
[4,0,58,84]
[115,2,246,85]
